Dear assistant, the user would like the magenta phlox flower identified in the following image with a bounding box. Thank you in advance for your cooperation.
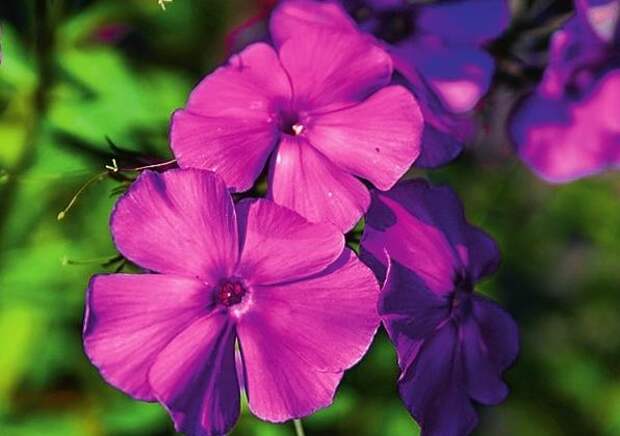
[271,0,509,167]
[83,169,380,435]
[171,13,423,232]
[360,179,519,436]
[510,0,620,182]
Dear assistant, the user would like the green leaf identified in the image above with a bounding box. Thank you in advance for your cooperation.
[49,48,189,151]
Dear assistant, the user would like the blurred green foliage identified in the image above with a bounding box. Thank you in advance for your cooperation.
[0,1,619,435]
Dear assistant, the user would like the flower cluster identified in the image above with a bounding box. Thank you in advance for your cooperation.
[82,1,618,435]
[510,0,620,182]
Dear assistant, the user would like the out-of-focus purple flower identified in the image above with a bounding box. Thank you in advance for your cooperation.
[361,179,519,436]
[271,0,510,167]
[84,169,380,435]
[510,0,620,183]
[171,21,423,232]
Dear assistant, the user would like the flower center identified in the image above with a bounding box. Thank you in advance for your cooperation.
[279,111,305,136]
[454,272,474,294]
[216,279,247,307]
[450,272,473,319]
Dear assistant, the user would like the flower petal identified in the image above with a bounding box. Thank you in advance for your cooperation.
[235,198,344,285]
[398,322,478,436]
[239,337,342,422]
[362,188,460,295]
[149,312,240,436]
[180,43,290,118]
[577,0,620,43]
[417,0,510,44]
[511,70,620,183]
[171,43,290,191]
[416,123,466,168]
[539,17,605,98]
[268,135,370,232]
[406,37,495,113]
[380,260,450,371]
[461,316,508,406]
[237,250,379,421]
[83,274,211,401]
[307,85,422,190]
[473,296,520,370]
[459,296,519,408]
[111,169,238,282]
[171,110,278,192]
[248,249,379,371]
[389,45,471,167]
[270,0,357,47]
[278,27,392,112]
[362,180,500,287]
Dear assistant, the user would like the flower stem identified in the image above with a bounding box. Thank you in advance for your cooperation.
[293,419,305,436]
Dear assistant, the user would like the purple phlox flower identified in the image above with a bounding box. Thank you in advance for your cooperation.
[510,0,620,183]
[171,16,423,232]
[360,179,519,436]
[271,0,510,167]
[83,169,380,435]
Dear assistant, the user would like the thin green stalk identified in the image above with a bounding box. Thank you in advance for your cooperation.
[293,419,305,436]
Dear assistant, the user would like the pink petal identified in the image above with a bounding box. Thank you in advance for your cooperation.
[363,180,500,287]
[170,43,290,191]
[239,337,342,422]
[237,250,379,421]
[278,27,392,112]
[179,42,290,116]
[246,250,379,371]
[235,198,344,285]
[512,70,620,183]
[268,135,371,232]
[270,0,357,47]
[149,312,240,436]
[111,169,238,282]
[83,274,211,401]
[307,85,423,190]
[171,110,279,192]
[362,189,460,295]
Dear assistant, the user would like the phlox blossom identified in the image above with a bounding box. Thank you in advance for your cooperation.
[171,14,423,232]
[361,179,519,436]
[83,169,380,436]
